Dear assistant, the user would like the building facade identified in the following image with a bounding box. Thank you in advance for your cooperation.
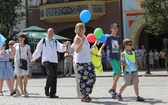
[27,0,123,40]
[14,0,27,32]
[122,0,145,48]
[122,0,166,51]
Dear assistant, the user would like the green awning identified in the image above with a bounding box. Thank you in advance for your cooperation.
[21,26,47,32]
[17,32,71,40]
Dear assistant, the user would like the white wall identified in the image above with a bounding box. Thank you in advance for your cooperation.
[14,0,41,32]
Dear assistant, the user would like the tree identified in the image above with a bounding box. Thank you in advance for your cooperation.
[0,0,25,39]
[142,0,168,36]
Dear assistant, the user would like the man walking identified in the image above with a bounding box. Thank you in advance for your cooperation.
[31,28,71,98]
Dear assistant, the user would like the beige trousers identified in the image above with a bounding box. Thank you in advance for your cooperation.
[73,62,81,98]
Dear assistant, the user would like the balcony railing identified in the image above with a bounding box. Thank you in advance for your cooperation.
[39,1,105,23]
[46,0,85,4]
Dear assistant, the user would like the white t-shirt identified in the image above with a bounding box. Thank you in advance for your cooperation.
[154,52,160,60]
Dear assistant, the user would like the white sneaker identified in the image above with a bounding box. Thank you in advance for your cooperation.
[23,91,28,97]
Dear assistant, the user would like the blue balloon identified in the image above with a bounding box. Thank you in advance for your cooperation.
[98,34,109,43]
[80,10,91,23]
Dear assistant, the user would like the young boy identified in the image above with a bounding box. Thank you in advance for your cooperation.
[117,38,144,102]
[97,23,122,99]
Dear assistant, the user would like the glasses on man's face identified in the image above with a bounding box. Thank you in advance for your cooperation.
[3,45,6,47]
[128,43,133,46]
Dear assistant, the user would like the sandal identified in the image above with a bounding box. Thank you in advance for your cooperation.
[117,95,124,101]
[86,95,92,101]
[81,95,91,102]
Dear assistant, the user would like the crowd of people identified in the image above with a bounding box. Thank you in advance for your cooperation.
[134,46,167,70]
[0,22,146,103]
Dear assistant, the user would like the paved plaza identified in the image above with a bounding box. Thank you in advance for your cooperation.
[0,70,168,105]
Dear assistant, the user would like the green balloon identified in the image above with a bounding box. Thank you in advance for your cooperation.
[94,28,103,39]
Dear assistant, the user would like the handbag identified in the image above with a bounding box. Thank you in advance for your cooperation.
[19,44,28,70]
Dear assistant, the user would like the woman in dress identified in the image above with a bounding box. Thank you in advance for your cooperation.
[149,49,154,70]
[73,23,96,102]
[0,43,15,96]
[13,34,33,97]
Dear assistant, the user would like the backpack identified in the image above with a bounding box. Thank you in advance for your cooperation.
[42,38,57,47]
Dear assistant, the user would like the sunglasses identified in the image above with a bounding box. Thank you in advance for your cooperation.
[3,45,6,46]
[128,44,133,46]
[9,44,14,45]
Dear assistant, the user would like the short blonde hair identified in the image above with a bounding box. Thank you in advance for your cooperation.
[8,40,16,44]
[74,23,85,34]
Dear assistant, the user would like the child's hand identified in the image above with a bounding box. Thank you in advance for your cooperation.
[121,62,126,66]
[0,51,5,56]
[97,53,102,57]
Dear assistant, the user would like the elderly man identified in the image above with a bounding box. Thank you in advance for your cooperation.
[31,28,71,98]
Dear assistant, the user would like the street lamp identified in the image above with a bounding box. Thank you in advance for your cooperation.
[142,5,151,74]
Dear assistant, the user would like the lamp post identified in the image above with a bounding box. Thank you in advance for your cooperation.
[142,5,150,74]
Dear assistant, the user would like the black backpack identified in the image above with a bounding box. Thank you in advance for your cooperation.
[42,38,57,47]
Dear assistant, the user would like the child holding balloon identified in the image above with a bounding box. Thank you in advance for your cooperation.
[97,23,122,99]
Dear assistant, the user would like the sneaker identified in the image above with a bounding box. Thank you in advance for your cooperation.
[21,91,28,97]
[117,95,124,101]
[24,91,28,97]
[136,96,145,102]
[108,89,117,99]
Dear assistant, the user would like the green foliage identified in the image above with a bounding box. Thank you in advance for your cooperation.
[0,0,25,39]
[142,0,168,36]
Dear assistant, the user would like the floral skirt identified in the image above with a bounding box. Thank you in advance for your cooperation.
[76,62,96,95]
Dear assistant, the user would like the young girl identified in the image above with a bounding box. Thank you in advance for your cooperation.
[0,44,15,96]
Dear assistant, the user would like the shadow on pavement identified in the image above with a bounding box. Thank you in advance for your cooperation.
[143,98,167,105]
[92,101,127,105]
[121,97,166,104]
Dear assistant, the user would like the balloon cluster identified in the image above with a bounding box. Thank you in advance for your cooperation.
[80,10,109,43]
